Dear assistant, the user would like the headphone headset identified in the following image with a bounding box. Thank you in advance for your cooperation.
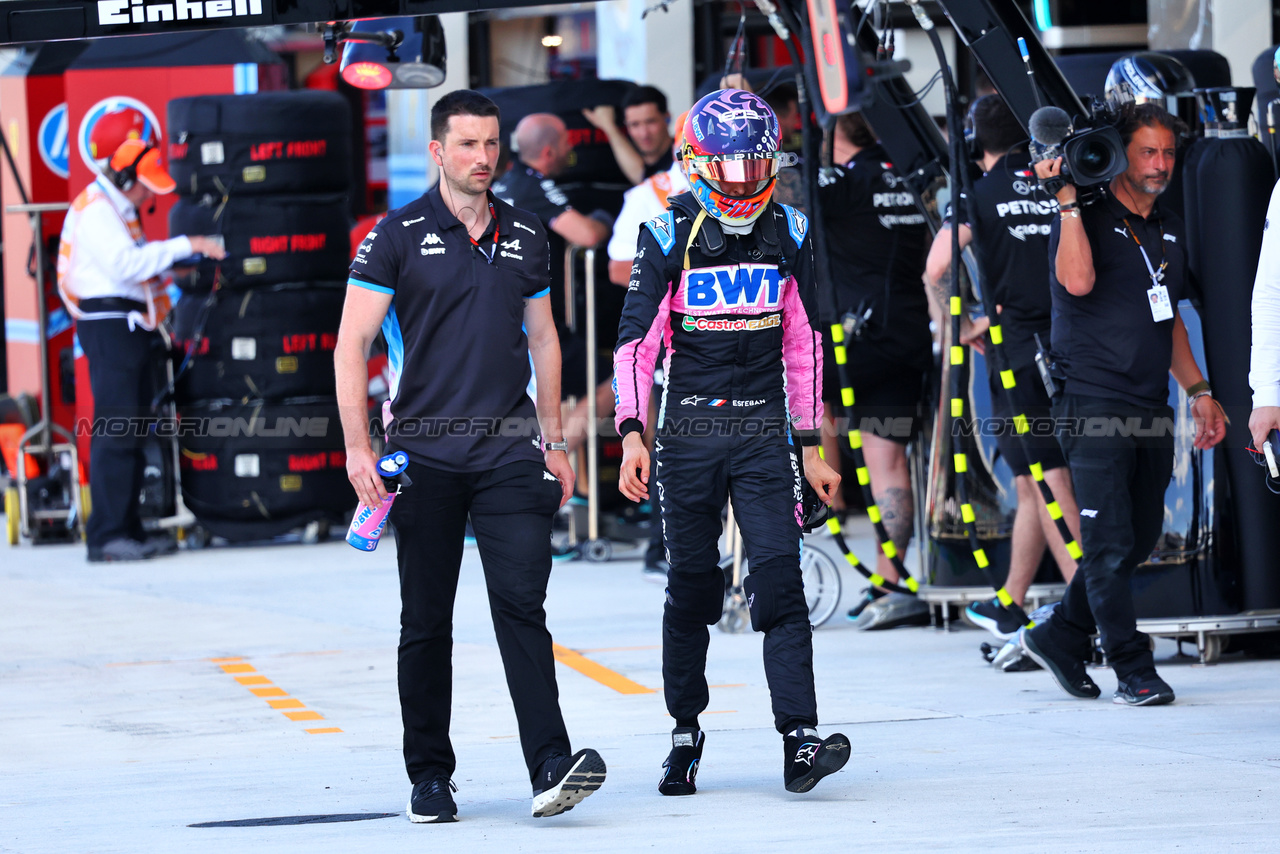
[111,143,153,192]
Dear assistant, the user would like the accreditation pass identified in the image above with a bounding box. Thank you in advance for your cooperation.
[1147,283,1173,322]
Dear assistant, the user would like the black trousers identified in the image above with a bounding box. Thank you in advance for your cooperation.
[77,316,160,549]
[655,423,816,734]
[389,458,570,785]
[1046,393,1174,680]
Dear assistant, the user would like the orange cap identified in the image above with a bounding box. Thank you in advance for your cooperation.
[110,138,176,195]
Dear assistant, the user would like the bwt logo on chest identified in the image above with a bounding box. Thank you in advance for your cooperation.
[680,264,786,311]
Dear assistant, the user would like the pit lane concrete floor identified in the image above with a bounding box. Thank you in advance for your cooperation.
[3,520,1279,854]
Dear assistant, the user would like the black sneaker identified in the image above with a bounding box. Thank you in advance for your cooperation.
[531,748,606,817]
[846,587,886,621]
[658,728,703,796]
[783,728,850,794]
[965,598,1026,641]
[1019,624,1101,699]
[407,776,457,823]
[1114,670,1175,706]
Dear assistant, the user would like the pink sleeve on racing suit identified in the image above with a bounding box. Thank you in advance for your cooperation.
[613,290,672,434]
[780,274,824,436]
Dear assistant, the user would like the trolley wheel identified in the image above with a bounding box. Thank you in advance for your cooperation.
[1199,633,1223,665]
[584,539,612,562]
[718,588,751,634]
[4,486,19,546]
[800,541,843,627]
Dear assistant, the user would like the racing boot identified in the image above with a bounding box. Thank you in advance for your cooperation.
[658,727,704,796]
[783,727,850,793]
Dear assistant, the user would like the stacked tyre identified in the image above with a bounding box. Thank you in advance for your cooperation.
[167,92,356,542]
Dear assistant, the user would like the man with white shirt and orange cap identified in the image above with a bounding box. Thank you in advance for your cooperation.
[58,136,225,562]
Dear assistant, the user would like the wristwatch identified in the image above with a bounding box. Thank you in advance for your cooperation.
[544,440,568,453]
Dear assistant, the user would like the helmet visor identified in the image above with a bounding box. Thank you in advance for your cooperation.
[686,154,779,195]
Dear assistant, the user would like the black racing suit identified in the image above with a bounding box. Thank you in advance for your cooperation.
[613,193,824,734]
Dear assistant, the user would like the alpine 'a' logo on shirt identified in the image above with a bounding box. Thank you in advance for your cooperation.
[421,233,444,245]
[500,238,521,251]
[680,264,785,311]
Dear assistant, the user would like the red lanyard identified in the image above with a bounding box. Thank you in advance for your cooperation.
[468,201,499,251]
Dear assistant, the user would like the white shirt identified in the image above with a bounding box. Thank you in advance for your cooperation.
[607,162,689,262]
[1251,179,1280,408]
[57,176,191,328]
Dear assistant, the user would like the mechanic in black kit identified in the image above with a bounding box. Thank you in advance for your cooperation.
[335,90,604,823]
[923,94,1079,640]
[816,111,931,629]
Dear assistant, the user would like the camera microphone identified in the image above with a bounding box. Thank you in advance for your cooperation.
[1029,106,1072,172]
[1029,106,1072,148]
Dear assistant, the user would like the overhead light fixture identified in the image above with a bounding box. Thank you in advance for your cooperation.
[541,35,563,48]
[334,16,448,90]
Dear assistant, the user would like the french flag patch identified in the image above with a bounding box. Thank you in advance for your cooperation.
[708,399,727,407]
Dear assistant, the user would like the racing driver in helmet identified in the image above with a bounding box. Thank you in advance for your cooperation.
[613,88,850,796]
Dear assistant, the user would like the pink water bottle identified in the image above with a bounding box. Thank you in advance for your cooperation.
[346,451,411,551]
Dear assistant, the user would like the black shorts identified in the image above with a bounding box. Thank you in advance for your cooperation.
[988,355,1066,477]
[823,338,927,446]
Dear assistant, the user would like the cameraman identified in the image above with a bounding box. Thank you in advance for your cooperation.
[1022,103,1225,706]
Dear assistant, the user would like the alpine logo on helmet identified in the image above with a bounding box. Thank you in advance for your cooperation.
[680,88,783,228]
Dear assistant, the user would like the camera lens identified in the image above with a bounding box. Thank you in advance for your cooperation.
[1077,142,1112,175]
[1063,126,1129,185]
